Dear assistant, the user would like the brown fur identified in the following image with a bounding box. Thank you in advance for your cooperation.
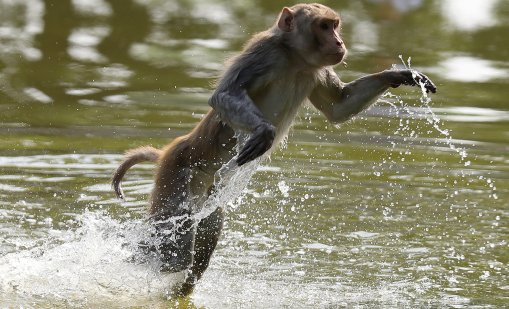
[149,111,235,215]
[112,110,235,211]
[112,146,161,199]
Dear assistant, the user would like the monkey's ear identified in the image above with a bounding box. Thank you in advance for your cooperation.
[278,7,294,32]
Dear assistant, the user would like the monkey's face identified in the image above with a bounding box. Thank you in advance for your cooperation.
[277,4,347,68]
[310,17,347,66]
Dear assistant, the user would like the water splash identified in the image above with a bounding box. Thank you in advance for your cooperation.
[389,56,498,200]
[0,211,184,307]
[195,155,260,221]
[0,146,264,307]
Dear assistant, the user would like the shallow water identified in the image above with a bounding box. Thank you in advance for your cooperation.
[0,0,508,308]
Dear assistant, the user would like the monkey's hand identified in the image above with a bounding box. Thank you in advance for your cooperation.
[237,122,276,166]
[387,69,437,94]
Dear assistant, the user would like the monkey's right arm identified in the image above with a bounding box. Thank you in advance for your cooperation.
[310,68,436,123]
[209,81,276,166]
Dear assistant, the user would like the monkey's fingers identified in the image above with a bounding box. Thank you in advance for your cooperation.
[413,72,437,94]
[237,139,268,166]
[237,121,276,166]
[237,122,276,166]
[237,140,258,163]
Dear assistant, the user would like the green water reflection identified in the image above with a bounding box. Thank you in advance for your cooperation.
[0,0,507,308]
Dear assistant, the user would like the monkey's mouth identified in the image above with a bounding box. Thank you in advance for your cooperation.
[329,51,346,64]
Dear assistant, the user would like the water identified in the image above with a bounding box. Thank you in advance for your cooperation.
[1,0,508,308]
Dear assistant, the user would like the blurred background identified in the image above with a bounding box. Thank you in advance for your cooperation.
[0,0,507,308]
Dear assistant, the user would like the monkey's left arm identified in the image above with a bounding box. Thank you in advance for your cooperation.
[209,61,277,166]
[310,68,436,123]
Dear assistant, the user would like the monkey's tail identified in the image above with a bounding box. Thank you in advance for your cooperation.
[112,146,162,199]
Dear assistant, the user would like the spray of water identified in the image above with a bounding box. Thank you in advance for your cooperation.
[386,55,498,200]
[0,211,186,307]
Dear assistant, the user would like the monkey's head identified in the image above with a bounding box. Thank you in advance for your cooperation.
[277,3,347,67]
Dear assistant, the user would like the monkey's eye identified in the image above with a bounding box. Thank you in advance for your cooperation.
[334,21,339,29]
[320,22,329,30]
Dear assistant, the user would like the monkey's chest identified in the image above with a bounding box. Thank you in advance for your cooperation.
[253,77,314,127]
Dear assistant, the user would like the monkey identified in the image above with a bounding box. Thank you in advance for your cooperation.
[112,3,436,297]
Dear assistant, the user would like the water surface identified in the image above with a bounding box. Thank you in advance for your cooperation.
[0,0,508,308]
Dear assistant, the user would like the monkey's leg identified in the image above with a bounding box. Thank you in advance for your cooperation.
[172,206,224,297]
[152,212,196,273]
[150,164,197,273]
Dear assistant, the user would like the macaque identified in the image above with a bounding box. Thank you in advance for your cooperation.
[112,3,436,296]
